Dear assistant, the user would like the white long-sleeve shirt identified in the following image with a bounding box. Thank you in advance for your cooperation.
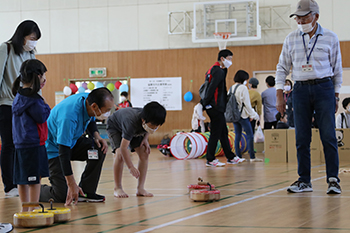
[191,103,206,132]
[229,84,259,120]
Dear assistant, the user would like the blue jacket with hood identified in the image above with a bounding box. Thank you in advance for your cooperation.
[12,88,51,149]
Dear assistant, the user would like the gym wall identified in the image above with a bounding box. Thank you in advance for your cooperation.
[37,41,350,144]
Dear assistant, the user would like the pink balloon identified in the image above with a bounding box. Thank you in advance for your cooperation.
[115,81,122,90]
[69,83,78,94]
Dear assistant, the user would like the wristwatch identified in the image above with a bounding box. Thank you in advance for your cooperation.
[335,97,340,101]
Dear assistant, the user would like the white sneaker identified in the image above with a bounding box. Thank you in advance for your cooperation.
[227,156,246,164]
[206,159,226,167]
[0,223,13,233]
[250,158,263,162]
[5,188,19,197]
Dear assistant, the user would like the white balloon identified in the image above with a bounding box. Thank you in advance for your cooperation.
[63,86,72,96]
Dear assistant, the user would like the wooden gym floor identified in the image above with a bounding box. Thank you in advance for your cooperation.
[1,148,350,233]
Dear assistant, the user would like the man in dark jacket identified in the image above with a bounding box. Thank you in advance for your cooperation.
[201,49,245,167]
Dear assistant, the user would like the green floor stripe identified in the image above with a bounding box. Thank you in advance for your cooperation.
[97,180,289,233]
[215,180,248,188]
[20,180,249,233]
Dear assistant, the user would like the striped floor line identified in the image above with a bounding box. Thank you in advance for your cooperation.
[138,224,350,231]
[96,180,291,232]
[19,180,249,233]
[135,176,326,233]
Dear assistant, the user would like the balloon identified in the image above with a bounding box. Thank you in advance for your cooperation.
[96,82,104,88]
[78,86,85,93]
[119,84,129,93]
[87,82,95,90]
[115,81,122,89]
[63,86,72,96]
[82,82,87,90]
[106,83,115,92]
[69,83,78,94]
[184,91,193,102]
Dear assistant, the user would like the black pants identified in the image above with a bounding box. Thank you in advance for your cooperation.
[206,108,235,162]
[250,120,256,134]
[264,121,277,129]
[40,135,106,203]
[0,105,16,192]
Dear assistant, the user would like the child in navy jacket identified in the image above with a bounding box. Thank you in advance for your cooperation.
[12,59,50,211]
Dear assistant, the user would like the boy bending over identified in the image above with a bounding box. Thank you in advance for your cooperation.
[107,101,166,197]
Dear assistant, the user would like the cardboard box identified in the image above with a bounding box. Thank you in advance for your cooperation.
[254,142,264,153]
[287,128,321,164]
[264,129,287,163]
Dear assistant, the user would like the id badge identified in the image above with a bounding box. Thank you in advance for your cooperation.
[88,149,98,160]
[302,64,313,72]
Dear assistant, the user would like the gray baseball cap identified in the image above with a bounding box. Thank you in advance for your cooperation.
[289,0,319,18]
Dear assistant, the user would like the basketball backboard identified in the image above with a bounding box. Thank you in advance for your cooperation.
[192,0,261,43]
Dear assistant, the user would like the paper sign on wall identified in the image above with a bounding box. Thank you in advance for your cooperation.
[130,77,182,111]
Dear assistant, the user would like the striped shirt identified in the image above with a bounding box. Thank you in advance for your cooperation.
[276,23,342,93]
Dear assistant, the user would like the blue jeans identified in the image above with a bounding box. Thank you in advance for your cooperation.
[293,79,339,183]
[233,117,255,159]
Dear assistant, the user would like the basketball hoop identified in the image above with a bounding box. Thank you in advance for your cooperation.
[213,32,232,50]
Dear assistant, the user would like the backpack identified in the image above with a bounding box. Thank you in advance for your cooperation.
[199,79,209,100]
[224,84,244,123]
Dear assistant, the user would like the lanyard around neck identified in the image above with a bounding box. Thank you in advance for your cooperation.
[302,34,319,64]
[82,97,95,149]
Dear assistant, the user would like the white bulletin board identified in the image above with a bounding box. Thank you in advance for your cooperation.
[130,77,182,111]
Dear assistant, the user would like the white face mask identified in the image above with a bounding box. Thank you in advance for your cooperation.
[120,96,126,102]
[298,22,315,33]
[298,15,315,33]
[347,106,350,112]
[243,80,247,85]
[142,122,158,134]
[284,85,291,92]
[93,108,110,121]
[222,59,232,69]
[23,40,37,51]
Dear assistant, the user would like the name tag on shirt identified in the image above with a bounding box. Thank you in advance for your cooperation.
[88,149,98,160]
[302,64,313,72]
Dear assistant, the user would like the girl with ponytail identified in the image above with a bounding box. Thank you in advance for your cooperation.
[11,59,51,211]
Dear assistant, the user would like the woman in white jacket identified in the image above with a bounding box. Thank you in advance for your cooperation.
[230,70,262,162]
[191,103,206,133]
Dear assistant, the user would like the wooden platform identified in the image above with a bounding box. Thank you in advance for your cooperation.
[1,148,350,233]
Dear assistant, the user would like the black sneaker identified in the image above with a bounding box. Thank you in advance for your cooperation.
[327,177,341,194]
[287,180,313,193]
[78,193,105,202]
